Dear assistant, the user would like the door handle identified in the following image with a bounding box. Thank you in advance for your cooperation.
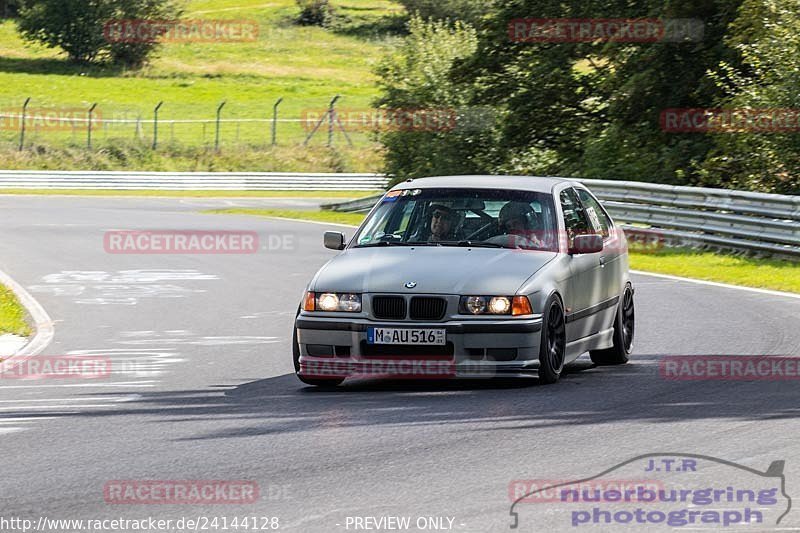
[599,256,606,267]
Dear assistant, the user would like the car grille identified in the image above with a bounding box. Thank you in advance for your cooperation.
[372,296,407,320]
[409,297,447,321]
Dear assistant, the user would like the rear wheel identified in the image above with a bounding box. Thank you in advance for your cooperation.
[293,315,344,387]
[538,296,566,384]
[590,284,634,365]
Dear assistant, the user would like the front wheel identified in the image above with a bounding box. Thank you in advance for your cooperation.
[293,320,344,387]
[538,296,566,384]
[590,284,634,365]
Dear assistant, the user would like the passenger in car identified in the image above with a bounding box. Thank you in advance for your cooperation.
[498,202,545,248]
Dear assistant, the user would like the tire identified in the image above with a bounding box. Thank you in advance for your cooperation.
[538,295,566,384]
[590,283,635,366]
[293,315,345,387]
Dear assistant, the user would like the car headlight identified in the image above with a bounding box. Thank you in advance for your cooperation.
[304,292,362,313]
[459,296,532,316]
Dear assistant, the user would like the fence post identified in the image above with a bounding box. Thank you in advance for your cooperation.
[152,101,163,150]
[272,97,283,146]
[215,101,226,152]
[328,95,340,147]
[19,97,30,151]
[87,103,98,149]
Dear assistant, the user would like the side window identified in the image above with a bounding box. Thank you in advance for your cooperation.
[560,188,594,247]
[576,189,612,239]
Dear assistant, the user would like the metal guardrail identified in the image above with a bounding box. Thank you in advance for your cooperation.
[0,171,390,191]
[321,178,800,259]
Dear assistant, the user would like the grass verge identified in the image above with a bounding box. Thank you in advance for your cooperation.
[0,284,32,337]
[0,144,385,173]
[629,246,800,294]
[205,208,368,226]
[0,189,380,198]
[210,209,800,294]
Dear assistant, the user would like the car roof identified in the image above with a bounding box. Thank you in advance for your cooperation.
[390,175,575,194]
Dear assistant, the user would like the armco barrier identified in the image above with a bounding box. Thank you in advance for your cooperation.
[0,171,389,191]
[321,177,800,259]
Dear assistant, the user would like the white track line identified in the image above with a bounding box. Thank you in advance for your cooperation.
[0,382,156,389]
[0,269,54,358]
[631,270,800,300]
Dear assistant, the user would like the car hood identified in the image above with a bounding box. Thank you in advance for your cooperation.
[311,246,557,295]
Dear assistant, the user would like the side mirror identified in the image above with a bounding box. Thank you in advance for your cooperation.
[324,231,346,251]
[570,234,603,255]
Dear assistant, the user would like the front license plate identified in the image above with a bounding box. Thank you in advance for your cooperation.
[367,327,446,345]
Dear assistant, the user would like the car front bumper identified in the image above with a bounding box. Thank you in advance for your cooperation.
[296,315,543,379]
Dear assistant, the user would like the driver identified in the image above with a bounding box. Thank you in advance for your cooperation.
[428,204,456,242]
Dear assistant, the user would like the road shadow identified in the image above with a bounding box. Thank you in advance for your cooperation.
[8,354,799,441]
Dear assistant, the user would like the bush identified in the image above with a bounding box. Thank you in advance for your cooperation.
[296,0,333,27]
[375,17,490,183]
[1,0,20,18]
[396,0,490,25]
[17,0,181,67]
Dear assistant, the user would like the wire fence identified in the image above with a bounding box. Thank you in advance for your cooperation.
[0,96,497,152]
[0,96,391,152]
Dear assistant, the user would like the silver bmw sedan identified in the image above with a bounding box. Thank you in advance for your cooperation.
[293,176,635,386]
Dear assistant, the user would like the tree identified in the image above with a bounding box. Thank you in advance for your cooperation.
[17,0,181,67]
[396,0,492,25]
[295,0,333,27]
[1,0,20,19]
[374,16,491,183]
[699,0,800,194]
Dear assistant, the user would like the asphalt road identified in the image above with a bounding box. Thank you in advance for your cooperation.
[0,195,799,533]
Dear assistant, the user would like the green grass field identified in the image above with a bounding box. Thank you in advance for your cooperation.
[0,283,32,337]
[0,0,402,170]
[208,208,800,293]
[629,247,800,294]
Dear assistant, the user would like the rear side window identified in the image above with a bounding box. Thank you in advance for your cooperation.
[576,189,613,238]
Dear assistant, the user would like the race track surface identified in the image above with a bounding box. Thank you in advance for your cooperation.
[0,195,798,532]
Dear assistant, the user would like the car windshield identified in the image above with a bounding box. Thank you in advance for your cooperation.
[354,187,559,251]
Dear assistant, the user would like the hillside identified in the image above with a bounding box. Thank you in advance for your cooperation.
[0,0,403,171]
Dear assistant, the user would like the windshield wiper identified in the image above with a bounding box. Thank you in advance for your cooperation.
[450,240,506,248]
[355,241,438,248]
